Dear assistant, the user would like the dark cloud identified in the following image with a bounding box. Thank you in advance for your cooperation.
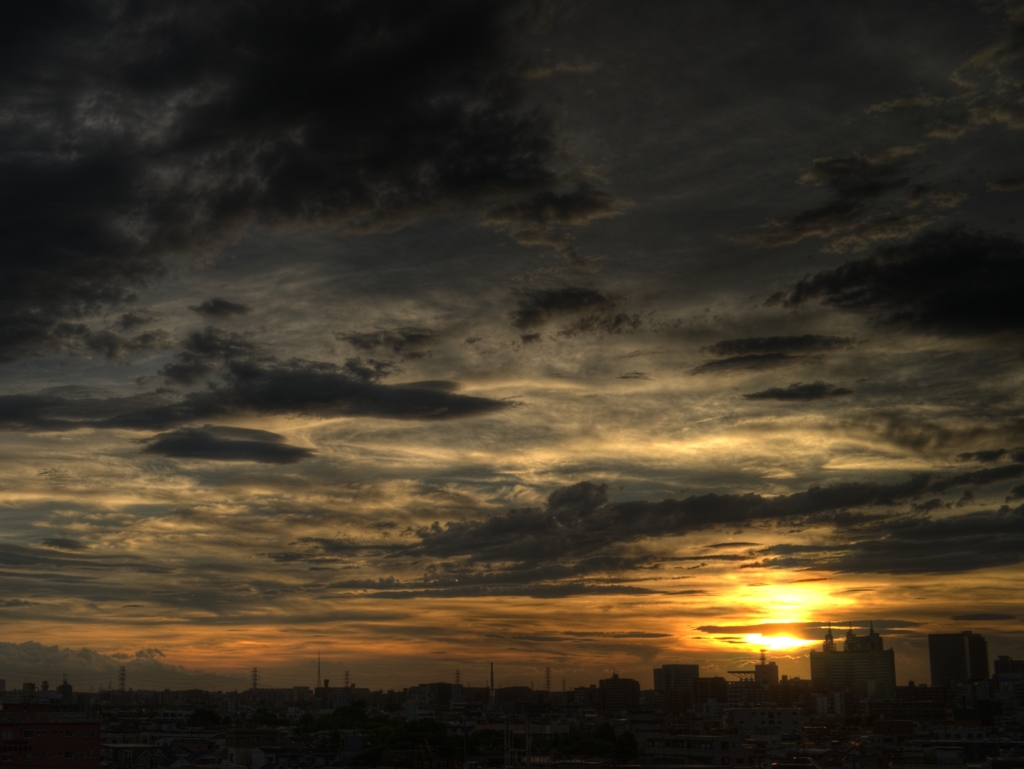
[83,329,173,360]
[778,228,1024,336]
[926,463,1024,493]
[0,358,511,433]
[40,538,88,551]
[746,504,1024,574]
[950,613,1016,621]
[698,619,920,634]
[693,335,853,374]
[957,448,1009,462]
[256,470,1024,597]
[485,184,632,264]
[691,353,799,374]
[0,542,169,575]
[486,183,630,227]
[0,599,34,608]
[0,1,622,364]
[705,335,854,357]
[511,287,614,330]
[143,425,314,464]
[742,148,926,250]
[189,298,253,319]
[160,326,260,384]
[907,184,966,210]
[0,641,242,690]
[410,477,931,565]
[988,178,1024,192]
[116,311,159,331]
[338,327,434,357]
[798,150,914,200]
[743,381,853,401]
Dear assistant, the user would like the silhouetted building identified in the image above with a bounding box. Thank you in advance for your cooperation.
[0,703,100,769]
[599,673,640,712]
[810,623,896,698]
[755,650,779,685]
[994,655,1024,676]
[57,676,73,706]
[698,676,728,704]
[654,664,698,710]
[929,631,989,687]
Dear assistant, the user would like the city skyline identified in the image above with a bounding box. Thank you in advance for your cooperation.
[2,2,1024,691]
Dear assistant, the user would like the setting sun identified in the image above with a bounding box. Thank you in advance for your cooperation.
[743,633,820,651]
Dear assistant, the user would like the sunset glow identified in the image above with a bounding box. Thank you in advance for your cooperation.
[1,0,1023,692]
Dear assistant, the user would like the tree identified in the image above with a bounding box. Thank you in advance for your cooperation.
[189,708,221,728]
[614,732,638,762]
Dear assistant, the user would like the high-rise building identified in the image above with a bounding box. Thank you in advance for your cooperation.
[599,673,640,712]
[654,664,699,712]
[994,655,1024,676]
[755,650,779,685]
[929,631,989,687]
[654,664,699,693]
[698,676,728,704]
[809,623,896,698]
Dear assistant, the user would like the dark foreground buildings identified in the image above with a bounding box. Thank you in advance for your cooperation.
[929,630,990,687]
[0,703,101,769]
[809,623,896,698]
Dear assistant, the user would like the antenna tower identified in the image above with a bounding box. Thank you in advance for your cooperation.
[117,666,126,693]
[251,667,259,692]
[455,669,461,685]
[317,653,321,689]
[545,667,551,691]
[344,670,350,688]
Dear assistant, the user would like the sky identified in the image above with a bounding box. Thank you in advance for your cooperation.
[2,0,1024,694]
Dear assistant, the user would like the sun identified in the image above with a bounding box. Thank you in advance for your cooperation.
[743,633,820,651]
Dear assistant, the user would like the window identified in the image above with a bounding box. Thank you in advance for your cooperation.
[0,733,11,741]
[23,754,32,762]
[22,733,33,740]
[64,752,73,760]
[84,731,93,738]
[83,753,92,760]
[65,732,74,738]
[2,756,11,764]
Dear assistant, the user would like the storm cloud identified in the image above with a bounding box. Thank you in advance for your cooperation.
[744,381,853,401]
[0,358,511,433]
[778,228,1024,335]
[143,426,314,464]
[0,1,622,364]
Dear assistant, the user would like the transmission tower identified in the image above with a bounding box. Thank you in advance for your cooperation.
[317,652,321,689]
[455,669,461,685]
[251,667,259,692]
[545,668,551,691]
[117,666,126,693]
[344,670,349,688]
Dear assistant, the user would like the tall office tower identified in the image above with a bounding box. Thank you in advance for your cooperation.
[599,673,641,711]
[754,650,779,685]
[929,631,989,687]
[654,663,700,712]
[654,664,700,693]
[810,622,896,698]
